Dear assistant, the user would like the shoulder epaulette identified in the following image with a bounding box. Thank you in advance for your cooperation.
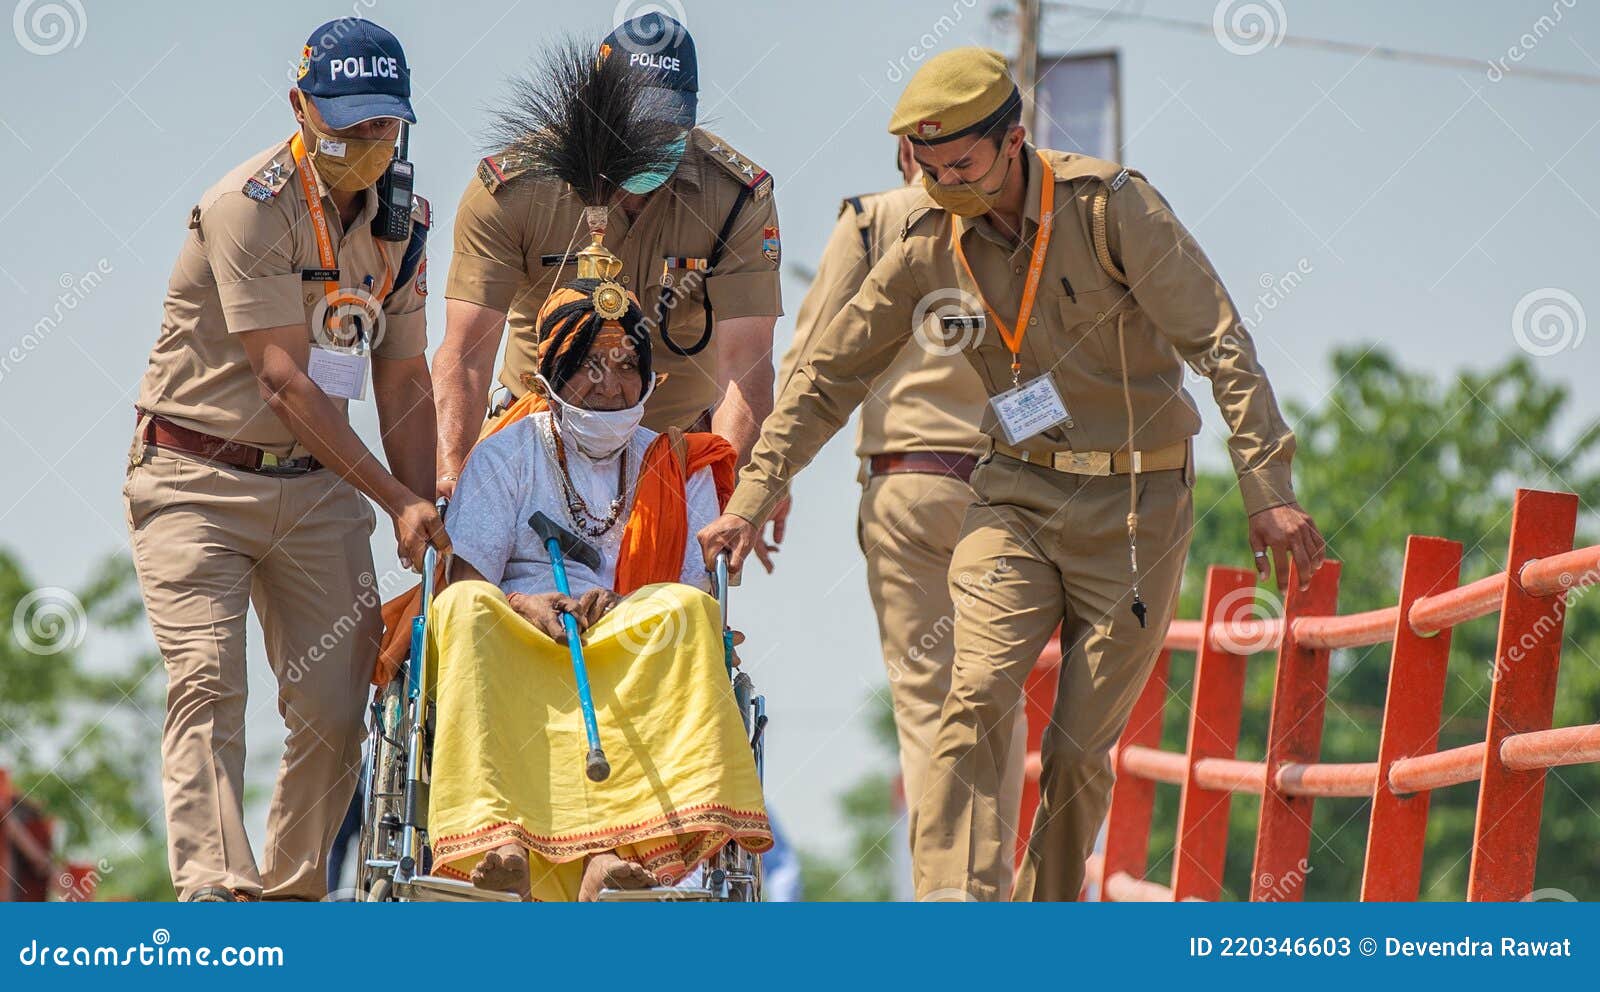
[698,133,773,199]
[241,149,294,203]
[476,152,530,195]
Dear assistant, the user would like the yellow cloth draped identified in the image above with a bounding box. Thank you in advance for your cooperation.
[425,580,771,901]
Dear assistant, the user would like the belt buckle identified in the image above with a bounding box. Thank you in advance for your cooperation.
[260,452,281,469]
[1057,451,1111,476]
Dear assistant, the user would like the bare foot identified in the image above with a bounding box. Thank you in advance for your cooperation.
[470,842,530,898]
[578,851,658,901]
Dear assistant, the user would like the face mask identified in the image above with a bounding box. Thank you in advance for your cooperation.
[301,115,395,192]
[921,143,1012,217]
[620,135,688,195]
[540,374,654,459]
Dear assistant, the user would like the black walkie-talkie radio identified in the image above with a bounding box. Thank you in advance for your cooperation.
[373,123,414,242]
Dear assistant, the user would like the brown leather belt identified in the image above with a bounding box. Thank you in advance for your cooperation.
[140,413,322,474]
[867,450,979,483]
[992,438,1188,476]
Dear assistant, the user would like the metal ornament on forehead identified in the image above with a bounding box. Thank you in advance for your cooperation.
[576,205,629,320]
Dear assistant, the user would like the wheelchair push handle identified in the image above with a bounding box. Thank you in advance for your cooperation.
[421,497,449,606]
[713,551,731,626]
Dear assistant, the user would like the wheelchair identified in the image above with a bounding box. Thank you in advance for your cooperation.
[355,543,768,903]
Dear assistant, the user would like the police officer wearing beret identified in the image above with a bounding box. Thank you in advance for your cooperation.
[435,13,787,560]
[126,19,445,901]
[702,48,1326,900]
[777,137,1028,885]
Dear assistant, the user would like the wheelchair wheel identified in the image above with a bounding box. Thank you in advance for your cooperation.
[356,675,407,900]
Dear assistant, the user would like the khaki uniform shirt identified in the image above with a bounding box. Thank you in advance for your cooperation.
[729,146,1297,523]
[778,184,986,464]
[446,127,783,431]
[136,138,430,458]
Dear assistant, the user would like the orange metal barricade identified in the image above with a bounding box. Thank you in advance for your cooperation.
[1014,487,1600,902]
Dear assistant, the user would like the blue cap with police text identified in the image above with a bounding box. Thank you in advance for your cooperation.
[602,12,697,128]
[296,19,415,129]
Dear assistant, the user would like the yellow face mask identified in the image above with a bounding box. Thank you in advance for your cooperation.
[921,142,1013,218]
[300,114,394,192]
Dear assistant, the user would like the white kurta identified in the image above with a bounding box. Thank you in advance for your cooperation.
[446,413,719,596]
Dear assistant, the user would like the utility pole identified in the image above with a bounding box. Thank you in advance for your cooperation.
[1016,0,1042,137]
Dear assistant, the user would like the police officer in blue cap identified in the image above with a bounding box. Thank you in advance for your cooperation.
[436,12,787,564]
[127,17,443,901]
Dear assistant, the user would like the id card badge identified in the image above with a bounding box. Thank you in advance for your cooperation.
[307,346,369,400]
[990,374,1070,444]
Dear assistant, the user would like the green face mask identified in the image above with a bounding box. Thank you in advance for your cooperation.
[921,143,1012,218]
[621,135,688,195]
[301,115,395,193]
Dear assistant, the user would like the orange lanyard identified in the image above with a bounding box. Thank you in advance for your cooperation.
[288,133,393,336]
[952,149,1054,387]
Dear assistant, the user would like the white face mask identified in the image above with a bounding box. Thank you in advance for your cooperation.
[540,374,654,459]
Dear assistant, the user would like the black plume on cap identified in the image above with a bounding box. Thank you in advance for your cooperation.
[485,35,683,206]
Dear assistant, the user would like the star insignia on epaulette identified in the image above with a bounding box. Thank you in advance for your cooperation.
[259,161,286,186]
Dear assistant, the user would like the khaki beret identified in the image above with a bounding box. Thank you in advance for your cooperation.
[888,47,1021,144]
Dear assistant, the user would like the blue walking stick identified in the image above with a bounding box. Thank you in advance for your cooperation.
[528,512,610,782]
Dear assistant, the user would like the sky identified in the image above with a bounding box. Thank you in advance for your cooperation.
[0,0,1596,871]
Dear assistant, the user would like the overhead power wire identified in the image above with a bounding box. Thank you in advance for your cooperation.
[1042,1,1600,87]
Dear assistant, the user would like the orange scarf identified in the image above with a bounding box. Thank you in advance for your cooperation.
[371,400,735,686]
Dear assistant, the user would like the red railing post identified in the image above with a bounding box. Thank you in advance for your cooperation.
[1468,488,1578,900]
[1361,535,1463,901]
[1095,649,1172,899]
[1171,566,1257,901]
[1250,560,1341,901]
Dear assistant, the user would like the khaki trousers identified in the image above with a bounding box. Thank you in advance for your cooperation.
[859,472,1027,891]
[912,455,1192,901]
[124,441,379,900]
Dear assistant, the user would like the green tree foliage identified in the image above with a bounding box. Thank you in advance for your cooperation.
[802,346,1600,900]
[1,551,171,900]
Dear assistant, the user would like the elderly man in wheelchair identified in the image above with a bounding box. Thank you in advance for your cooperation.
[360,279,770,902]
